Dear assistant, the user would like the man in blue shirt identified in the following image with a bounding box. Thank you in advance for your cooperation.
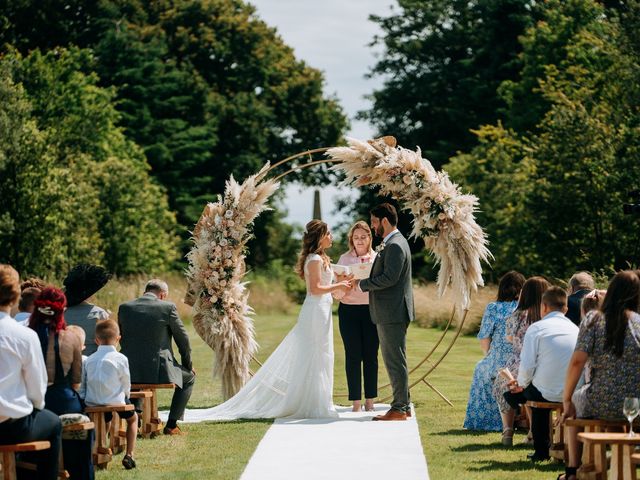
[504,286,579,461]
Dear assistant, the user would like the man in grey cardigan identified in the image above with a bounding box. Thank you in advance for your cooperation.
[355,203,414,421]
[118,279,195,435]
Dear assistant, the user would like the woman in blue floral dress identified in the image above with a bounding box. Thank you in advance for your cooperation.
[464,271,524,431]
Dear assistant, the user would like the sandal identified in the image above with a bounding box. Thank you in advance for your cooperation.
[122,454,136,470]
[501,428,514,447]
[556,466,577,480]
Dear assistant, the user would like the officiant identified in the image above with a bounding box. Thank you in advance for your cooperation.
[333,221,379,412]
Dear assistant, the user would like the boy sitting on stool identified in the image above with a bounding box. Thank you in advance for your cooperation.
[80,320,138,469]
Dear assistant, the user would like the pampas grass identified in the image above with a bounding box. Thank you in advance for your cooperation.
[186,164,279,399]
[328,137,492,309]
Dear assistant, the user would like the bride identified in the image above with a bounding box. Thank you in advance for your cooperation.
[178,220,352,422]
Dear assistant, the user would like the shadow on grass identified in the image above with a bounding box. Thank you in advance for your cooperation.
[433,429,498,436]
[468,459,562,473]
[451,442,532,452]
[198,418,274,425]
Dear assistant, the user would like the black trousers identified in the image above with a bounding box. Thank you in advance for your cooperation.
[504,383,551,458]
[338,303,379,401]
[0,409,62,480]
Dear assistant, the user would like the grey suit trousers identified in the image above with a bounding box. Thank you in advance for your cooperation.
[376,322,410,412]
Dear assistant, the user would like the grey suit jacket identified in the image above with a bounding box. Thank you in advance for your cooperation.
[359,232,415,325]
[118,293,192,387]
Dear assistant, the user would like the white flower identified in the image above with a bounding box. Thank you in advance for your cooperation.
[375,243,385,253]
[225,210,234,219]
[220,239,228,247]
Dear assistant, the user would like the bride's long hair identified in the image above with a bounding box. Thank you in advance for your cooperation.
[295,220,331,279]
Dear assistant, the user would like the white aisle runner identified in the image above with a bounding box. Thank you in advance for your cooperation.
[240,405,430,480]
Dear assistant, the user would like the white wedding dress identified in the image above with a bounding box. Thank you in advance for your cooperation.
[179,254,338,421]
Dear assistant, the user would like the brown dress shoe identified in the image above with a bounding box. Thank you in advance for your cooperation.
[372,409,407,421]
[163,426,185,435]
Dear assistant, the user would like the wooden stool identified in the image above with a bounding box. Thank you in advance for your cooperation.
[565,418,627,479]
[84,404,134,469]
[526,401,564,460]
[130,390,153,438]
[58,421,95,479]
[131,383,175,437]
[578,432,640,480]
[0,441,51,480]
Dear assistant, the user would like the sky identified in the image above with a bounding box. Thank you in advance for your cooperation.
[249,0,396,229]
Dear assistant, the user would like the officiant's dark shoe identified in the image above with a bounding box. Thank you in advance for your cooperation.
[372,409,407,421]
[163,426,185,436]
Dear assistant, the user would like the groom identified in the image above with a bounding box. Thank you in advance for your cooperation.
[354,203,414,421]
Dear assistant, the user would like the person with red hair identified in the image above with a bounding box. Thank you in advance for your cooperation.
[29,287,84,415]
[29,287,94,479]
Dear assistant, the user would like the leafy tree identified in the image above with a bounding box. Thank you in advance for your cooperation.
[362,0,537,168]
[0,48,179,277]
[446,0,640,278]
[0,0,349,268]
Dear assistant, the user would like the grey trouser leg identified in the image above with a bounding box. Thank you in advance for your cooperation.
[376,322,409,412]
[169,367,196,421]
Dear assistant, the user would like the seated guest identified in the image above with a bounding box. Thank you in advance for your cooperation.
[15,286,42,325]
[504,286,579,462]
[492,276,550,444]
[81,320,138,470]
[464,271,524,432]
[118,279,195,435]
[559,270,640,480]
[28,288,83,416]
[566,272,595,326]
[63,264,111,356]
[0,264,62,480]
[29,287,94,480]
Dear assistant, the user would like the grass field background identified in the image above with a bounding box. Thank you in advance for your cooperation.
[93,278,564,479]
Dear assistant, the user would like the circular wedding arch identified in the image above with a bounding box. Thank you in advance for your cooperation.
[185,137,491,404]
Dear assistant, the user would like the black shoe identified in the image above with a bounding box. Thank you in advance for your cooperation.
[527,452,550,462]
[122,454,136,470]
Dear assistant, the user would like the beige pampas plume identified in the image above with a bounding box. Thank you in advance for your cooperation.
[187,164,279,399]
[328,137,492,309]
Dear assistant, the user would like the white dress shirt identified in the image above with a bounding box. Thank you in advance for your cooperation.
[0,312,47,422]
[80,344,131,406]
[517,310,579,402]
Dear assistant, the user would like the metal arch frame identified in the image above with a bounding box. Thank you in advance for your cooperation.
[248,148,470,406]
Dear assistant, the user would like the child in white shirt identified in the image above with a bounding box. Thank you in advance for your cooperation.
[80,319,138,469]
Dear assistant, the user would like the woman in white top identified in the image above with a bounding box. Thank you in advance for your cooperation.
[177,220,351,421]
[334,221,378,412]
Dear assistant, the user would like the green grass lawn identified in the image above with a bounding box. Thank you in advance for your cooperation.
[97,310,565,479]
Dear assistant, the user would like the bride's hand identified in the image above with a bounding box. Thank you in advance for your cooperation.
[334,280,351,293]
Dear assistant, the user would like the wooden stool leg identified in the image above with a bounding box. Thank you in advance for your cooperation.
[142,397,152,438]
[2,452,17,480]
[593,443,608,480]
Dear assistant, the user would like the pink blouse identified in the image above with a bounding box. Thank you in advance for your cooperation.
[336,250,377,305]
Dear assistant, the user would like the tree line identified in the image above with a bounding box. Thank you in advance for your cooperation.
[363,0,640,280]
[1,0,638,281]
[0,0,346,277]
